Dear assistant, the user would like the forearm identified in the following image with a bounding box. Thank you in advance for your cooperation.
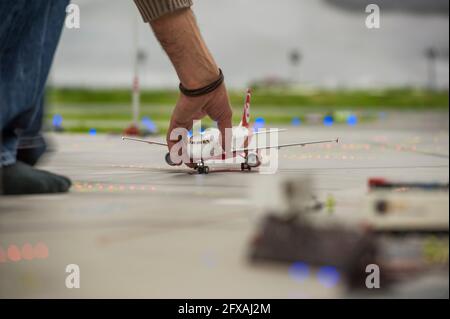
[134,0,192,22]
[150,8,220,89]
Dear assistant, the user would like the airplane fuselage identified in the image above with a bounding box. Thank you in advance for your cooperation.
[187,126,253,162]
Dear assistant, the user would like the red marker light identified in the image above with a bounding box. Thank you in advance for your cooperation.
[34,242,49,259]
[21,243,34,260]
[7,245,21,262]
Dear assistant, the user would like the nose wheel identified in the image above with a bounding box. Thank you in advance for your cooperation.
[241,163,252,171]
[195,160,210,175]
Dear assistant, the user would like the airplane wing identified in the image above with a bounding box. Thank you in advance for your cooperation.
[234,138,339,152]
[122,129,286,146]
[122,137,168,147]
[252,128,287,135]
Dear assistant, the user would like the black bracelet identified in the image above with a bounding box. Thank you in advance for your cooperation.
[179,69,224,97]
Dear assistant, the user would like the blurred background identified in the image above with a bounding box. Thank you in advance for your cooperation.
[53,0,449,89]
[46,0,449,135]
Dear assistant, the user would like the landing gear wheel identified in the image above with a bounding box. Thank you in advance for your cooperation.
[197,164,209,175]
[241,163,251,172]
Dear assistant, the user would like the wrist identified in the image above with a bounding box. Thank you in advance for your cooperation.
[181,73,220,90]
[180,69,224,97]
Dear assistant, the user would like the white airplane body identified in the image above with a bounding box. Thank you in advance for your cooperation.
[123,89,339,174]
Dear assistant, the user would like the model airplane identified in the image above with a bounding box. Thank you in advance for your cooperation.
[123,89,339,174]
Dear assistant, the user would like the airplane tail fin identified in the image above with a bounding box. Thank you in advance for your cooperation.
[239,89,251,128]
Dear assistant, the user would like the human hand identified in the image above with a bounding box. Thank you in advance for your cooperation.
[166,83,233,167]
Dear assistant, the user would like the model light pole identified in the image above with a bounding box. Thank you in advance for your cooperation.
[125,13,147,136]
[289,49,302,85]
[425,47,438,91]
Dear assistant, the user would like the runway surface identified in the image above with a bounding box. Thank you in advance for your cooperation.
[0,111,448,298]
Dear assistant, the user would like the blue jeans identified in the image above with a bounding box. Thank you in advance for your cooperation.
[0,0,69,166]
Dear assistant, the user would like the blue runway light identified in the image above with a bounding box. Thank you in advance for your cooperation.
[289,262,310,283]
[292,117,301,126]
[323,115,334,127]
[88,128,97,136]
[317,266,340,288]
[347,114,358,126]
[141,117,158,134]
[52,114,63,128]
[253,117,265,132]
[188,126,206,136]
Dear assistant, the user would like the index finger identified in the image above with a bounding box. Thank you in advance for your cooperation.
[215,108,233,158]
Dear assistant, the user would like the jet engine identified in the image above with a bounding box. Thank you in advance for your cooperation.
[246,152,262,167]
[165,152,180,166]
